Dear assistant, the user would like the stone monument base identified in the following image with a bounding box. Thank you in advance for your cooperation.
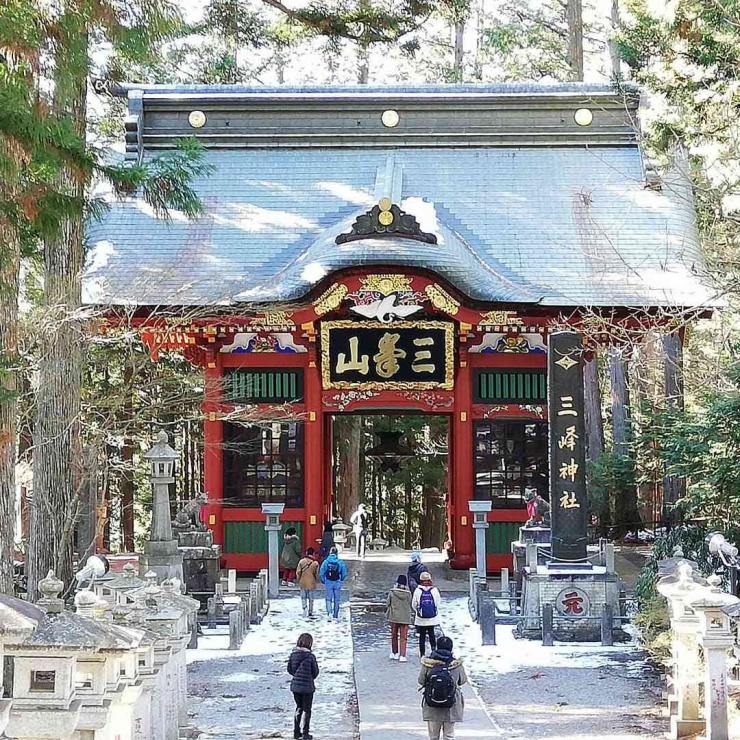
[517,564,625,641]
[140,538,184,583]
[179,534,221,610]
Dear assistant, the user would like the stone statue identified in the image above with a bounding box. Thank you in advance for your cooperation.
[525,491,551,527]
[172,493,207,533]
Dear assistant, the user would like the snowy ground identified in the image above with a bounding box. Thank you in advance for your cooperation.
[187,591,359,739]
[442,596,665,739]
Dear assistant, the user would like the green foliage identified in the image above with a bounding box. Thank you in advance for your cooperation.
[617,0,740,289]
[633,595,672,666]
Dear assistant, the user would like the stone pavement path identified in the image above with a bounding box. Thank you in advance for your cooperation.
[351,602,502,739]
[347,550,664,740]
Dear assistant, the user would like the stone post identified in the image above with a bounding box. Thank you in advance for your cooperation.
[141,431,183,582]
[469,500,492,578]
[261,504,285,598]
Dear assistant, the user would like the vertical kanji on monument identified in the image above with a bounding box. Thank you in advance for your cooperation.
[548,331,588,562]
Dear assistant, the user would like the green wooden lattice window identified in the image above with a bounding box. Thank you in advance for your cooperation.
[224,521,304,554]
[475,370,546,403]
[485,521,523,555]
[226,369,304,403]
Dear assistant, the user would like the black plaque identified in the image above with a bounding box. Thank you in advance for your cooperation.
[548,331,588,562]
[320,320,454,390]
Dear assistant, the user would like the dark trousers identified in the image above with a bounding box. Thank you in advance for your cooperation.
[417,625,436,656]
[293,691,313,738]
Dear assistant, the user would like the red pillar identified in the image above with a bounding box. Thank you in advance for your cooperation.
[451,345,475,569]
[303,346,324,551]
[203,362,224,548]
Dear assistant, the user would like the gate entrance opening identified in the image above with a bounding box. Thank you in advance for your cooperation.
[330,414,449,552]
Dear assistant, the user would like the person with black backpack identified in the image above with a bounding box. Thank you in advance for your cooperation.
[411,571,441,656]
[318,546,348,619]
[417,635,467,740]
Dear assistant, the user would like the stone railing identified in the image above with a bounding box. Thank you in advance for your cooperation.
[0,569,198,740]
[657,558,740,740]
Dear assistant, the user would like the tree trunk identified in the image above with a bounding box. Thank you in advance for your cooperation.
[453,17,465,82]
[584,354,608,533]
[608,0,621,81]
[28,30,87,599]
[566,0,584,81]
[335,416,362,521]
[404,478,412,550]
[608,346,641,536]
[662,332,685,526]
[0,138,21,595]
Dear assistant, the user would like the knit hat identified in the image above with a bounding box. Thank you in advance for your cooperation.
[411,552,421,562]
[437,636,453,652]
[396,574,407,586]
[419,572,432,582]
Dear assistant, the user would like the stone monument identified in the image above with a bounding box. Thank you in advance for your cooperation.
[139,431,184,583]
[517,331,623,641]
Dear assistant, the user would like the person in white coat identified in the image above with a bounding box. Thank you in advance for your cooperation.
[411,571,441,657]
[349,503,370,558]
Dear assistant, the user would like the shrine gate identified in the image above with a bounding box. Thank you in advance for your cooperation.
[85,83,711,572]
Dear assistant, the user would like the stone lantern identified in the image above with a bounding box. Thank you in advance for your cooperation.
[685,575,740,740]
[656,560,709,739]
[140,431,183,583]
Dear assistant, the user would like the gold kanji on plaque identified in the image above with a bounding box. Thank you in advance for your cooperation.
[336,336,370,375]
[373,333,406,378]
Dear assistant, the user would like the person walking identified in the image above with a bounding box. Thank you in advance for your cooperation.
[287,632,319,740]
[417,635,467,740]
[280,527,302,585]
[318,521,335,561]
[407,552,426,593]
[319,546,348,619]
[386,574,414,662]
[296,547,320,618]
[412,571,441,657]
[349,503,370,558]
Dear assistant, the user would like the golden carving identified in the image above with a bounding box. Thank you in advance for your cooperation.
[359,274,414,295]
[425,284,460,316]
[249,311,294,327]
[320,320,455,391]
[313,283,348,316]
[378,210,394,226]
[478,310,524,327]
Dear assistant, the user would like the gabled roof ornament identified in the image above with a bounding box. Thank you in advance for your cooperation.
[335,197,438,245]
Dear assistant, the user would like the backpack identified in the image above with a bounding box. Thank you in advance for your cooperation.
[417,589,437,619]
[424,663,456,709]
[325,561,341,581]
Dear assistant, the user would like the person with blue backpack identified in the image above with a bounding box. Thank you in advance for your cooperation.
[319,546,348,619]
[417,635,467,740]
[411,571,441,656]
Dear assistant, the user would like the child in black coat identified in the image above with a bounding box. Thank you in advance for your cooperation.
[287,632,320,740]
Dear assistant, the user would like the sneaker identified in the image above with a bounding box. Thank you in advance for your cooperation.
[389,652,398,660]
[399,656,407,663]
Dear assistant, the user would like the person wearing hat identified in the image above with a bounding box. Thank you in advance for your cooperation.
[411,571,441,657]
[385,574,414,662]
[407,552,426,593]
[418,635,467,739]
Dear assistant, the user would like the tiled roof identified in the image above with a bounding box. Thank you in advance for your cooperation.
[84,145,711,308]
